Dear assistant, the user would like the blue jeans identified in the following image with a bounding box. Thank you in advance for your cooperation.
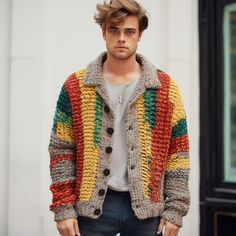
[77,189,162,236]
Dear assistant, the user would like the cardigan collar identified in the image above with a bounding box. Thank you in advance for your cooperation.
[84,51,160,89]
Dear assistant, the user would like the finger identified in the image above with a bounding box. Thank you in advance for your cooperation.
[169,229,178,236]
[157,218,165,235]
[61,224,71,236]
[170,227,179,236]
[166,229,177,236]
[57,225,68,236]
[63,228,69,236]
[57,228,63,236]
[74,219,81,236]
[164,221,179,236]
[68,227,75,236]
[68,223,78,236]
[163,228,170,236]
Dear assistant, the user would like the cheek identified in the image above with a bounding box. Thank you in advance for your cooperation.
[130,38,140,46]
[108,38,117,45]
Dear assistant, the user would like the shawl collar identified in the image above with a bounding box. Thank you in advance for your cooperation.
[83,52,161,106]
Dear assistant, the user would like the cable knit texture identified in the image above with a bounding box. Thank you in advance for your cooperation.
[49,52,190,227]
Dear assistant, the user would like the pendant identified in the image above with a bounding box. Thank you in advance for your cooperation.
[118,96,122,104]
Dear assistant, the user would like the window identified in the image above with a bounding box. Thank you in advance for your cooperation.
[199,0,236,235]
[224,3,236,182]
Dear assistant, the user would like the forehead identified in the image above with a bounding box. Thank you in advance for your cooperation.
[107,15,139,29]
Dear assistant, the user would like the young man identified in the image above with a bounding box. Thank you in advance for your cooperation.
[49,0,190,236]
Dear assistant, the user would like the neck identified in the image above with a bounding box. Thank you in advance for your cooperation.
[102,52,141,83]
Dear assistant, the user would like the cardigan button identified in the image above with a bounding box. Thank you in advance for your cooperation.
[128,125,133,130]
[131,165,135,170]
[104,105,110,113]
[103,169,110,176]
[107,127,114,135]
[94,209,101,215]
[98,189,105,196]
[106,146,113,154]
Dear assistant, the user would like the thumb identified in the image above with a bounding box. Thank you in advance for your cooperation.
[73,219,81,236]
[157,218,165,235]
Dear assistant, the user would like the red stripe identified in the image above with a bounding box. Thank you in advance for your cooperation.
[149,71,173,203]
[64,73,84,198]
[50,155,75,170]
[50,180,77,209]
[168,134,189,156]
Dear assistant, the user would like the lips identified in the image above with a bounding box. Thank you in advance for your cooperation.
[116,46,128,49]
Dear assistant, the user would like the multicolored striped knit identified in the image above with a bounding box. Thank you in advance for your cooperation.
[49,52,190,227]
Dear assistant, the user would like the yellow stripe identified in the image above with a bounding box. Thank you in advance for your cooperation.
[56,110,73,127]
[137,96,151,198]
[76,70,100,201]
[168,79,185,126]
[56,123,74,143]
[166,153,190,171]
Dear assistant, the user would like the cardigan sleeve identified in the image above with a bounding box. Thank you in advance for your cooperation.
[161,78,190,227]
[48,85,78,222]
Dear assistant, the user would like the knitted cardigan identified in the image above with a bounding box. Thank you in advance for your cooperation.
[49,52,190,227]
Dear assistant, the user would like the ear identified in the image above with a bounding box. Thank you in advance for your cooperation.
[102,28,106,41]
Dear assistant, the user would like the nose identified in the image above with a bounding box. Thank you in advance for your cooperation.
[118,32,125,43]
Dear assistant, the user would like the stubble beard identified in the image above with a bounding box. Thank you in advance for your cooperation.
[109,47,137,61]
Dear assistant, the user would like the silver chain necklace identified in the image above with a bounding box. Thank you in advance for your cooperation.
[104,76,140,105]
[114,84,127,104]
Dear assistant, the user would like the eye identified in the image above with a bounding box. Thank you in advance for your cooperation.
[126,30,135,36]
[109,28,119,34]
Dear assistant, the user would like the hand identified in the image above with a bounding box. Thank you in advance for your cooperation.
[157,218,180,236]
[57,218,80,236]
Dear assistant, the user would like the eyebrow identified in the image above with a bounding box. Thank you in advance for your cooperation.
[108,26,119,30]
[125,28,137,31]
[108,26,137,31]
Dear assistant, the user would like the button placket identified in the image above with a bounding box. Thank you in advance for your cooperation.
[94,209,101,215]
[107,127,114,135]
[102,105,113,182]
[129,125,133,130]
[103,169,110,176]
[104,105,110,113]
[105,146,113,154]
[130,165,136,170]
[98,189,105,196]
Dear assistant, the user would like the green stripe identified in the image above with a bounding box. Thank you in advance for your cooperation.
[94,94,103,147]
[56,86,72,116]
[144,88,157,129]
[52,86,72,132]
[171,118,187,139]
[54,110,73,127]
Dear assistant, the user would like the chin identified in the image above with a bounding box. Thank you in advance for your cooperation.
[111,51,136,60]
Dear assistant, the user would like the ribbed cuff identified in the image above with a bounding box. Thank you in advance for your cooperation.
[53,205,78,222]
[161,210,183,227]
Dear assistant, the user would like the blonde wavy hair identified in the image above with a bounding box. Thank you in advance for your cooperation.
[94,0,149,33]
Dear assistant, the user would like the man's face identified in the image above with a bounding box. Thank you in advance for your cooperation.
[102,15,142,60]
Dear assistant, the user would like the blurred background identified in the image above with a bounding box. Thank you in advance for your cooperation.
[0,0,235,235]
